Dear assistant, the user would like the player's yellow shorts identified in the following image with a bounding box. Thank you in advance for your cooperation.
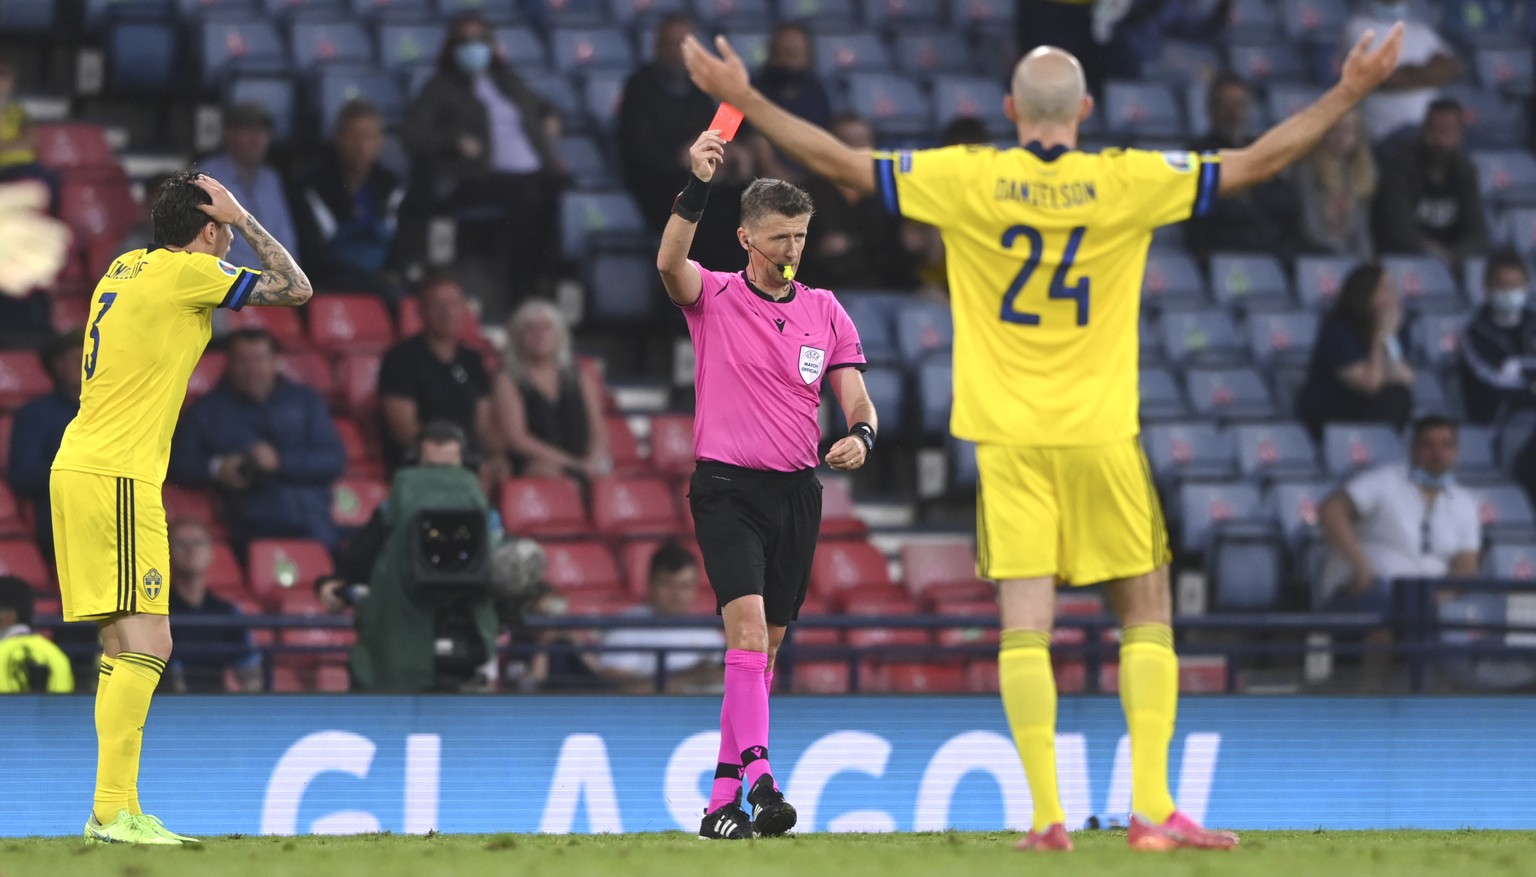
[976,438,1172,585]
[50,469,170,622]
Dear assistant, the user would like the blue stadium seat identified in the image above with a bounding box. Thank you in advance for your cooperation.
[199,19,287,86]
[1177,481,1264,554]
[178,0,258,19]
[1411,370,1452,418]
[227,75,297,142]
[1159,310,1245,366]
[550,27,635,74]
[1501,207,1536,258]
[1293,254,1355,311]
[584,252,660,322]
[1458,423,1501,482]
[560,190,645,259]
[1141,251,1208,310]
[1226,42,1307,85]
[1266,83,1327,123]
[1149,223,1185,252]
[693,0,773,29]
[85,0,173,33]
[813,32,891,77]
[1472,149,1536,208]
[1142,422,1238,487]
[1380,255,1460,311]
[1484,542,1536,580]
[1279,0,1346,43]
[558,134,612,189]
[1266,479,1331,548]
[289,22,374,72]
[1185,367,1276,421]
[1208,254,1292,310]
[1103,80,1185,140]
[1141,40,1222,86]
[721,29,772,69]
[860,366,906,433]
[581,70,627,134]
[544,0,609,27]
[314,67,403,130]
[262,0,348,20]
[0,0,56,31]
[1140,367,1188,422]
[1444,85,1528,150]
[892,32,972,77]
[495,26,550,71]
[844,72,931,137]
[1475,46,1533,97]
[437,0,521,24]
[917,359,952,435]
[350,0,432,22]
[1226,0,1280,40]
[607,0,687,27]
[108,21,178,95]
[1462,255,1488,304]
[378,24,444,71]
[1473,483,1536,541]
[1246,310,1317,368]
[863,0,944,31]
[1233,422,1321,482]
[779,0,859,29]
[895,300,953,363]
[1140,313,1164,365]
[1209,524,1285,610]
[950,438,977,491]
[928,75,1009,138]
[1322,423,1404,476]
[1412,313,1466,369]
[839,295,898,365]
[946,0,1012,33]
[523,71,585,131]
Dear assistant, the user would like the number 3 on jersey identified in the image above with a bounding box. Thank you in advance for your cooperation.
[999,225,1090,327]
[84,292,117,380]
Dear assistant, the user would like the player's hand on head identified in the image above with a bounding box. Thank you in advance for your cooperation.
[1339,22,1405,97]
[682,34,751,103]
[824,436,867,471]
[191,174,247,225]
[691,130,726,182]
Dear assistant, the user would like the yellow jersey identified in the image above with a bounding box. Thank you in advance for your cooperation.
[873,143,1220,446]
[0,630,75,693]
[51,248,260,486]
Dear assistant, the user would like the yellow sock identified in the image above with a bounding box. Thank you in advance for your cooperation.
[998,628,1066,831]
[95,654,114,724]
[1120,624,1178,823]
[93,651,165,824]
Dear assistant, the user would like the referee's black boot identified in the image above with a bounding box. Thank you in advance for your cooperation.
[699,801,753,840]
[747,774,797,837]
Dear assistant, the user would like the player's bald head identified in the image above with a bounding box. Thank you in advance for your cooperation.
[1011,47,1087,125]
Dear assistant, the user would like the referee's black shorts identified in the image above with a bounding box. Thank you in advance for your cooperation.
[689,461,822,626]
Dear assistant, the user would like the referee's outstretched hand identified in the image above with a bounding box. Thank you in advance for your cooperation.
[825,436,867,471]
[690,130,725,183]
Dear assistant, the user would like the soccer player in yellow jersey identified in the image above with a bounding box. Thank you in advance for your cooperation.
[54,170,312,844]
[684,25,1406,851]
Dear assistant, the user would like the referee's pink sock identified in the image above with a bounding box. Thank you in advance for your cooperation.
[709,698,743,811]
[724,649,775,793]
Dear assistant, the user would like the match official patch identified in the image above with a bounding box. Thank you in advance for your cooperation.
[216,260,239,276]
[1162,151,1193,172]
[798,345,826,384]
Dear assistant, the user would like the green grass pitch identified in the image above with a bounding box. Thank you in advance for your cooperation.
[3,830,1534,877]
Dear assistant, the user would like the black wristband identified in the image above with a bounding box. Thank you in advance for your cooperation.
[849,422,875,453]
[672,174,711,223]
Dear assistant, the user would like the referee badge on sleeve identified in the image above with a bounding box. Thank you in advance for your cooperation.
[798,346,826,384]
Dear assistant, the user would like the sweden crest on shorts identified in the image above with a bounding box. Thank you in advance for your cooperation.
[798,345,825,384]
[143,569,163,600]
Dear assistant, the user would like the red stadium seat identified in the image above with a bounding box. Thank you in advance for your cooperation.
[225,305,306,349]
[922,580,994,607]
[500,477,587,538]
[676,478,695,533]
[932,597,998,648]
[332,416,382,477]
[270,666,307,692]
[965,659,999,693]
[619,538,707,597]
[819,477,867,539]
[331,478,388,528]
[901,538,980,596]
[185,351,227,402]
[688,586,719,615]
[791,624,841,646]
[0,351,51,410]
[577,355,617,414]
[591,476,678,537]
[34,596,62,619]
[58,177,138,273]
[335,353,381,418]
[605,416,645,476]
[0,416,12,473]
[235,598,273,647]
[1179,655,1230,693]
[307,294,394,354]
[829,581,908,611]
[0,482,29,538]
[49,293,90,334]
[33,123,119,174]
[563,589,637,616]
[1057,593,1105,616]
[810,540,893,595]
[279,350,336,401]
[315,662,351,692]
[0,540,49,588]
[648,414,695,475]
[162,485,224,538]
[798,589,833,616]
[543,541,623,593]
[791,660,850,693]
[205,541,248,603]
[247,538,334,608]
[869,661,968,693]
[844,592,929,648]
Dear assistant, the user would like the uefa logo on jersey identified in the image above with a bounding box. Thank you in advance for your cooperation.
[143,569,163,601]
[1162,151,1193,172]
[217,260,239,277]
[798,346,826,384]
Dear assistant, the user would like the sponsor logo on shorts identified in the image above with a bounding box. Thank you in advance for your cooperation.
[143,569,163,601]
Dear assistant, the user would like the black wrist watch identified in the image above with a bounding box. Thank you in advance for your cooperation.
[849,422,875,453]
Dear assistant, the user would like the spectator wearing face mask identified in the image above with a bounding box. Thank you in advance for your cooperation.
[1460,250,1536,425]
[744,23,833,183]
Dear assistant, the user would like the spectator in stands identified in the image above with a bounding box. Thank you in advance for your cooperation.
[1372,99,1489,266]
[1297,111,1377,260]
[164,519,262,693]
[1459,250,1536,424]
[0,58,58,213]
[1295,263,1414,439]
[378,274,506,478]
[0,575,73,693]
[594,542,724,693]
[170,329,345,552]
[1185,73,1301,258]
[744,23,833,183]
[618,14,716,233]
[402,12,563,309]
[197,103,299,271]
[797,114,922,291]
[492,299,610,480]
[292,100,407,301]
[1345,1,1462,142]
[8,329,82,560]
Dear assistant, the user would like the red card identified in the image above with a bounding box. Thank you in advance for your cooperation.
[709,102,744,141]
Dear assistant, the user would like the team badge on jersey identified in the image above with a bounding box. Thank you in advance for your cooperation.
[143,569,163,600]
[1162,151,1193,172]
[216,260,239,276]
[798,345,825,384]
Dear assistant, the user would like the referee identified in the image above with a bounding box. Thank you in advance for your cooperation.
[657,129,876,841]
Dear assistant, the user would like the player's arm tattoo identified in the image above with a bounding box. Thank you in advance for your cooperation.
[236,212,313,306]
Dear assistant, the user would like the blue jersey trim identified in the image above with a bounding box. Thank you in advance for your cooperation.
[875,157,900,215]
[220,271,257,311]
[1193,154,1221,218]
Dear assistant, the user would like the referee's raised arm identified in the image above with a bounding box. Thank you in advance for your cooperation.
[656,130,726,307]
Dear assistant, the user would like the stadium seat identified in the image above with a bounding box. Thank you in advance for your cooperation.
[1484,542,1536,580]
[0,0,56,30]
[205,540,248,602]
[868,661,967,693]
[819,476,867,539]
[0,418,11,476]
[1142,421,1239,487]
[780,0,858,28]
[377,24,443,71]
[1157,309,1245,366]
[946,0,1012,33]
[810,540,893,595]
[1381,255,1460,310]
[1176,481,1264,554]
[838,295,897,364]
[0,484,27,538]
[1208,523,1284,611]
[1322,423,1405,475]
[558,134,613,190]
[862,0,943,29]
[522,71,585,132]
[585,252,661,322]
[844,592,927,648]
[603,415,645,476]
[332,416,381,477]
[1231,422,1321,482]
[1457,424,1501,481]
[315,67,405,130]
[949,438,978,491]
[500,477,587,538]
[1227,41,1306,86]
[562,589,636,615]
[225,74,297,143]
[288,21,373,72]
[900,538,978,596]
[844,72,932,137]
[1265,83,1327,124]
[813,32,890,77]
[647,413,695,476]
[1502,207,1536,258]
[1103,80,1184,139]
[247,538,334,608]
[1245,310,1317,368]
[1224,0,1279,39]
[32,123,118,175]
[1141,251,1208,310]
[1474,46,1533,96]
[1411,370,1451,418]
[107,20,178,95]
[1279,0,1346,42]
[560,191,645,259]
[917,359,952,436]
[349,0,431,20]
[1444,85,1527,150]
[1411,312,1464,370]
[791,660,851,693]
[928,75,1008,136]
[333,353,381,419]
[892,32,970,76]
[277,350,335,402]
[1293,254,1355,311]
[543,540,623,592]
[894,300,952,362]
[331,477,388,529]
[1141,39,1222,86]
[580,69,627,135]
[490,26,548,71]
[199,19,287,86]
[162,485,221,530]
[857,367,905,437]
[307,294,394,354]
[591,476,678,537]
[620,538,706,596]
[1208,253,1292,310]
[0,539,48,589]
[1184,367,1276,420]
[1473,483,1536,540]
[1472,149,1536,208]
[550,27,635,74]
[0,352,51,411]
[58,178,139,272]
[224,302,306,349]
[438,0,521,22]
[1139,367,1189,422]
[1266,479,1330,549]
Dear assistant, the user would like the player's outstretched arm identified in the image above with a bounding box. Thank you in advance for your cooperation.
[657,130,725,307]
[193,174,313,307]
[683,35,875,196]
[1219,23,1404,195]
